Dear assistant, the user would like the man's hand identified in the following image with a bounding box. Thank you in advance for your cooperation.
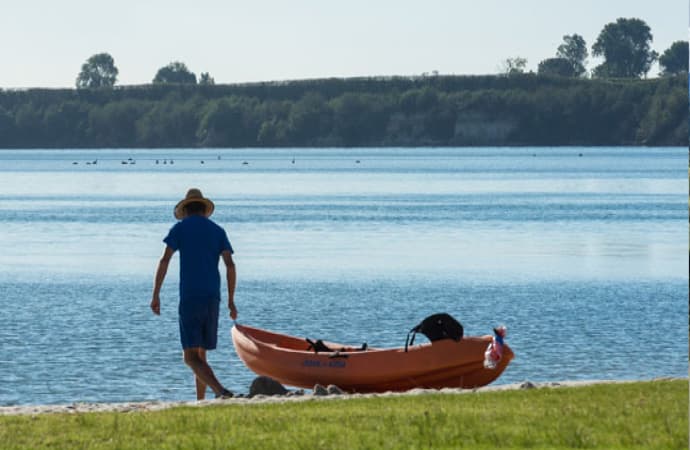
[229,302,238,320]
[150,295,161,315]
[151,246,173,316]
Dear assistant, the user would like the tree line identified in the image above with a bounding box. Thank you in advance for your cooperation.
[0,16,686,148]
[0,73,685,148]
[72,17,688,91]
[529,18,687,78]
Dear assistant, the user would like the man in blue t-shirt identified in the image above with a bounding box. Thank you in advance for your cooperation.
[150,188,237,399]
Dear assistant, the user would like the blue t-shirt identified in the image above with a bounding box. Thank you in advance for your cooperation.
[163,215,233,303]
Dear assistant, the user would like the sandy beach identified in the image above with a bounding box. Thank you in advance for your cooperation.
[1,378,681,416]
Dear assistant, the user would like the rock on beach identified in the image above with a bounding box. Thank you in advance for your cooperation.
[249,376,289,397]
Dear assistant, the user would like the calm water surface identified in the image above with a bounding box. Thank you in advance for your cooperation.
[0,147,687,405]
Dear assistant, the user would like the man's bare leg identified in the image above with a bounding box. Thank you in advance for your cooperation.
[195,349,208,400]
[183,347,226,397]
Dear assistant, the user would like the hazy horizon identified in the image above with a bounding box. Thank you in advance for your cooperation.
[0,0,686,89]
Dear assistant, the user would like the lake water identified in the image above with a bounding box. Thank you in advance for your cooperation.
[0,147,687,405]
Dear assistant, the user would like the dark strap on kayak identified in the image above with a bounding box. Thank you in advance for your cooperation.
[306,338,368,355]
[328,351,349,359]
[404,328,418,352]
[305,338,333,353]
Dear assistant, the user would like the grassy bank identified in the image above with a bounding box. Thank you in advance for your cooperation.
[0,380,686,449]
[0,74,686,148]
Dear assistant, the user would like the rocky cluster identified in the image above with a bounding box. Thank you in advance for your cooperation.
[247,376,345,398]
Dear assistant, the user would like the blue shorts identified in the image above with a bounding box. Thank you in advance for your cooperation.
[178,299,220,350]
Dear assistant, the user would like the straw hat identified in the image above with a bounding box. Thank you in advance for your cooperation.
[174,188,215,219]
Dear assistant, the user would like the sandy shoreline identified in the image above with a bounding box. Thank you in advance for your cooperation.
[0,378,683,416]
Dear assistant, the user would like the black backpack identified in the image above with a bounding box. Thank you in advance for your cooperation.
[405,313,464,352]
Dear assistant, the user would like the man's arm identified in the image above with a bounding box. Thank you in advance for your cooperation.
[221,250,237,320]
[151,246,175,315]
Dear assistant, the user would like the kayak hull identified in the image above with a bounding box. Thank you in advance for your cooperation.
[231,324,514,393]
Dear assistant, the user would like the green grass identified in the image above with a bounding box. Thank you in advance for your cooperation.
[0,380,687,449]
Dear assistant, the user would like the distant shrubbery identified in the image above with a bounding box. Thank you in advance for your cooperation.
[0,74,686,148]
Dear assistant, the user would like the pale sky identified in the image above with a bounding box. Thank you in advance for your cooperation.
[0,0,687,88]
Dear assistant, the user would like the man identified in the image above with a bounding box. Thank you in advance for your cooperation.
[150,188,237,399]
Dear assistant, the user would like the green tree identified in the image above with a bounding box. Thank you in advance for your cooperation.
[287,93,332,144]
[42,101,89,146]
[76,53,118,89]
[137,95,202,146]
[400,87,439,113]
[330,93,391,146]
[502,57,528,75]
[257,119,289,146]
[0,106,15,146]
[424,95,456,142]
[196,97,260,146]
[199,72,215,85]
[658,41,688,76]
[557,34,588,77]
[592,18,658,78]
[87,100,150,147]
[538,58,577,77]
[14,102,43,145]
[153,62,197,84]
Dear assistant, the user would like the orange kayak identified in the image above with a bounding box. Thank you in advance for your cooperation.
[231,323,514,393]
